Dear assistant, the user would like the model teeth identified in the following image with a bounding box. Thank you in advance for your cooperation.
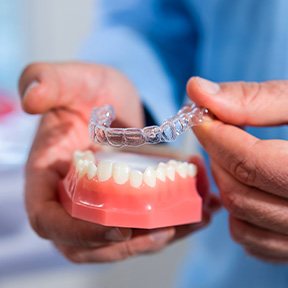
[74,150,94,165]
[113,162,130,184]
[77,159,90,176]
[97,160,113,182]
[73,151,197,187]
[143,167,157,187]
[188,164,197,177]
[166,165,176,181]
[168,160,178,167]
[130,170,143,188]
[176,162,188,178]
[87,162,97,180]
[156,163,166,182]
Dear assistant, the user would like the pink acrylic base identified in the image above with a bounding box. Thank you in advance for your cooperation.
[59,150,202,229]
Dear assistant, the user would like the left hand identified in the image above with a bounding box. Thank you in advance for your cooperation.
[187,77,288,263]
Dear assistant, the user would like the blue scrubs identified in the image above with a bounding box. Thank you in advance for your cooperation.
[82,1,288,287]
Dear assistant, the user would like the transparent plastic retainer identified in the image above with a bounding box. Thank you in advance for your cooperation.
[89,103,210,148]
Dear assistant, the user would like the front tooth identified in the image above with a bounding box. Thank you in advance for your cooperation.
[130,170,143,188]
[166,165,175,181]
[188,164,197,177]
[156,163,166,182]
[113,162,130,184]
[143,167,157,187]
[97,160,113,181]
[87,162,97,180]
[176,162,188,178]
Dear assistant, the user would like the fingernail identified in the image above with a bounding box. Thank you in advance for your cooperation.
[105,228,132,242]
[149,229,173,244]
[23,80,40,99]
[196,77,220,94]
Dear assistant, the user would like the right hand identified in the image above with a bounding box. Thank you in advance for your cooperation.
[19,63,219,263]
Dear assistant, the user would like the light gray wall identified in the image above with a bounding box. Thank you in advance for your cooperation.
[23,0,94,62]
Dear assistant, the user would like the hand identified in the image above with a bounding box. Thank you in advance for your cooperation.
[19,63,218,263]
[187,77,288,263]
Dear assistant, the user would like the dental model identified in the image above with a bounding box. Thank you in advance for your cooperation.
[59,148,202,228]
[60,103,208,228]
[89,103,209,147]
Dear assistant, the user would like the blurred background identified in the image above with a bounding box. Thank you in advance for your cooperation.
[0,1,189,287]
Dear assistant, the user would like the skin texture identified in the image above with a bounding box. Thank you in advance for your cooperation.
[19,63,220,263]
[187,77,288,263]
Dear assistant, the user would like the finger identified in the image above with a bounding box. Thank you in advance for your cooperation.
[26,167,132,247]
[55,227,175,263]
[19,62,102,115]
[187,77,288,126]
[189,155,222,211]
[18,62,143,127]
[212,161,288,235]
[194,119,288,198]
[173,209,212,241]
[246,248,288,264]
[230,217,288,259]
[189,155,210,201]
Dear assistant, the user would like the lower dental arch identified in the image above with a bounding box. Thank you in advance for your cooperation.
[74,150,197,188]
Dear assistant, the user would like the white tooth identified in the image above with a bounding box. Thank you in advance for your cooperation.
[77,159,89,176]
[156,163,166,182]
[113,162,130,184]
[166,165,175,181]
[76,159,84,173]
[143,167,157,187]
[176,162,188,178]
[83,151,95,162]
[74,151,85,165]
[87,162,97,180]
[188,164,197,177]
[130,170,143,188]
[97,160,113,181]
[168,160,178,167]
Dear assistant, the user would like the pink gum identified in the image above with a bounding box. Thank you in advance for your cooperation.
[59,167,202,229]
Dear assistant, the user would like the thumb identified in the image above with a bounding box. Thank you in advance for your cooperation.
[18,62,107,115]
[187,77,288,126]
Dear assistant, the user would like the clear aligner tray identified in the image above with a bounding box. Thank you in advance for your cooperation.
[89,103,209,148]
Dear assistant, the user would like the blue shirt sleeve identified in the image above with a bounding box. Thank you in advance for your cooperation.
[80,0,197,124]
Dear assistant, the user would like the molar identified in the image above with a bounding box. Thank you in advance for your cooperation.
[74,150,94,165]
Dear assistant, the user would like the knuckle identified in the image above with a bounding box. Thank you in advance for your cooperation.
[220,187,245,217]
[231,157,256,185]
[119,242,138,259]
[240,82,262,113]
[229,218,249,245]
